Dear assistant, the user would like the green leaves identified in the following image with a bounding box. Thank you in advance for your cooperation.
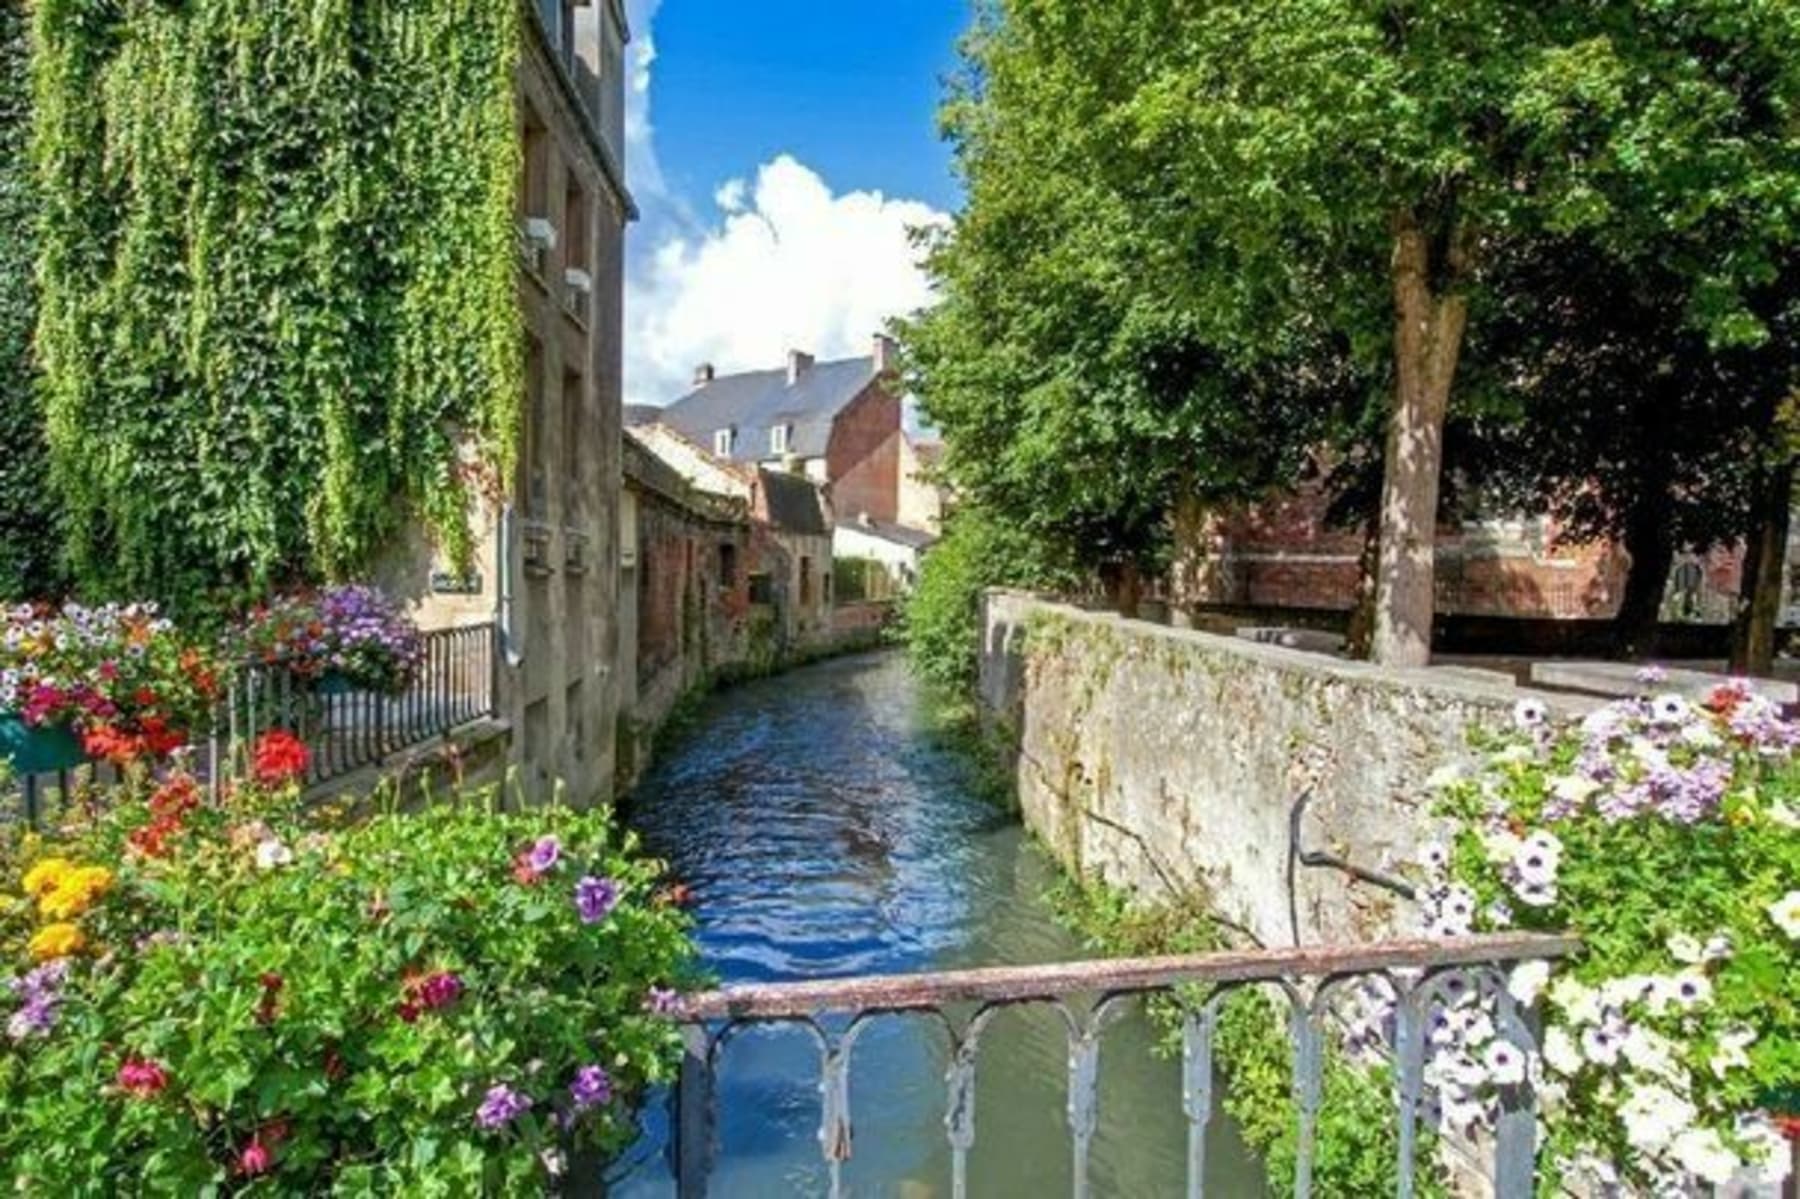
[27,0,524,613]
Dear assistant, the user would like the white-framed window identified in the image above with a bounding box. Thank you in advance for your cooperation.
[769,423,790,455]
[713,428,734,457]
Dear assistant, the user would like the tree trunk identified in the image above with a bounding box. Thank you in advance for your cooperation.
[1106,561,1143,619]
[1730,457,1793,676]
[1612,464,1676,660]
[1344,511,1381,660]
[1371,215,1470,667]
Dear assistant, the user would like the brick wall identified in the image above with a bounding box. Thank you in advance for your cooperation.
[824,383,902,522]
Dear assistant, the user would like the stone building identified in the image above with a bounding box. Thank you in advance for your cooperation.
[377,0,631,805]
[652,336,942,531]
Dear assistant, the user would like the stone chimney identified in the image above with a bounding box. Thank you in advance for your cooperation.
[693,363,715,387]
[872,333,898,375]
[787,349,814,386]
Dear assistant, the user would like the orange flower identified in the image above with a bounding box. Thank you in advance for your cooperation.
[28,922,86,961]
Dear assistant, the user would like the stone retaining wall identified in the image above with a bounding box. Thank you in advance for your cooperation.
[978,590,1587,948]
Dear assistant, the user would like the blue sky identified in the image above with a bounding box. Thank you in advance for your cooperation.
[645,1,968,215]
[622,1,970,404]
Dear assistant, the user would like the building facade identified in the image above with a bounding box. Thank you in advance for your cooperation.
[378,0,631,805]
[652,336,942,531]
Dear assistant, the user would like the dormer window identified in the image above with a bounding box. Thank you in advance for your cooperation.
[769,423,791,456]
[714,428,735,457]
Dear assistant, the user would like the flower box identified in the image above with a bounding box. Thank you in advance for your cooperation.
[0,712,88,774]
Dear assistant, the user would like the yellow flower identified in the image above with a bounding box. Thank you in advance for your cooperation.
[21,858,75,899]
[38,866,114,920]
[28,922,86,961]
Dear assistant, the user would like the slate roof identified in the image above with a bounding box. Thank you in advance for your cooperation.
[657,356,878,463]
[622,404,663,428]
[840,518,937,551]
[757,468,831,537]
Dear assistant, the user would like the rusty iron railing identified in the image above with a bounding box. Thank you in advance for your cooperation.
[668,932,1579,1199]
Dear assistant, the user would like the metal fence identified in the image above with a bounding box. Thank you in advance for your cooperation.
[667,932,1578,1199]
[5,622,497,828]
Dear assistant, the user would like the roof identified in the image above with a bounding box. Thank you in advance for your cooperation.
[658,356,878,463]
[621,432,747,526]
[757,468,831,537]
[839,518,937,551]
[623,404,663,428]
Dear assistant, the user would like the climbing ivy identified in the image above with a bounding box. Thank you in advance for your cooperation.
[0,0,56,599]
[30,0,522,614]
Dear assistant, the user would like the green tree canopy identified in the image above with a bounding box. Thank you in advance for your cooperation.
[918,0,1800,663]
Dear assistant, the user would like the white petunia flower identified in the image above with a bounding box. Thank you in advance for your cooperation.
[1737,1115,1794,1185]
[1541,1025,1583,1077]
[1767,890,1800,939]
[1770,801,1800,830]
[1580,1016,1628,1067]
[1708,1026,1756,1078]
[1666,933,1704,964]
[1417,840,1450,874]
[1482,829,1523,865]
[1512,698,1549,729]
[254,839,295,871]
[1649,693,1691,725]
[1549,977,1602,1026]
[1619,1026,1683,1082]
[1507,960,1551,1007]
[1512,878,1558,908]
[1618,1085,1695,1152]
[1549,773,1599,806]
[1481,1040,1526,1086]
[1668,1127,1738,1187]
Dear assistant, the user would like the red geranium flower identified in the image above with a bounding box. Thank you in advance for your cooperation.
[251,730,310,787]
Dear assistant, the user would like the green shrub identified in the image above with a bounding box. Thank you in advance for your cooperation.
[902,505,1075,693]
[0,766,694,1193]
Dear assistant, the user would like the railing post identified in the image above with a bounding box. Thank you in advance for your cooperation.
[675,1024,714,1199]
[1493,987,1541,1198]
[1067,1010,1103,1199]
[1394,985,1427,1199]
[1289,999,1324,1199]
[1182,999,1219,1199]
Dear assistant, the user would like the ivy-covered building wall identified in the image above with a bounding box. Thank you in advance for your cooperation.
[29,0,524,613]
[0,1,55,599]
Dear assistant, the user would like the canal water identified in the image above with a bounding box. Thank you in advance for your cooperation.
[613,651,1261,1197]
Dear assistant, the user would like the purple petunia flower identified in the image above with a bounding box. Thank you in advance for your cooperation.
[527,836,562,874]
[569,1064,612,1110]
[5,961,70,1042]
[645,986,681,1016]
[475,1083,532,1130]
[574,876,619,924]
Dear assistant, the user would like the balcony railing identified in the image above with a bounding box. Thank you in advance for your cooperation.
[666,932,1579,1199]
[4,623,498,828]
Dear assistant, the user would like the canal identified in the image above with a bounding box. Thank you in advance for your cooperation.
[613,651,1261,1197]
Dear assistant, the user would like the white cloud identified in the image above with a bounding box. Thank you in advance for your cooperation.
[618,5,949,406]
[626,156,947,405]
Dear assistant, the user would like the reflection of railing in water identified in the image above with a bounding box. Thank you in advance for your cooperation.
[5,623,497,827]
[667,932,1578,1199]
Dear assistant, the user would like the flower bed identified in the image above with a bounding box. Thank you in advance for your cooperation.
[0,746,694,1191]
[0,603,218,768]
[233,586,425,695]
[1419,680,1797,1192]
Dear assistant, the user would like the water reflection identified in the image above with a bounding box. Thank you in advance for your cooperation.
[613,652,1262,1197]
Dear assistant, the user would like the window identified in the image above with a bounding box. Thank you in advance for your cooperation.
[799,556,814,605]
[718,542,738,587]
[769,423,790,456]
[713,428,734,457]
[521,338,547,517]
[562,368,584,522]
[747,572,774,605]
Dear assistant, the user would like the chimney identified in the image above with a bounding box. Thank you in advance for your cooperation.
[787,349,814,386]
[872,333,898,375]
[693,363,715,387]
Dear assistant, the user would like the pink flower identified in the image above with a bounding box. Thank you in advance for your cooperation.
[117,1057,168,1098]
[236,1138,274,1177]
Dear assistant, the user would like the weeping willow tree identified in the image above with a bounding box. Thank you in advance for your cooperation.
[30,0,524,614]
